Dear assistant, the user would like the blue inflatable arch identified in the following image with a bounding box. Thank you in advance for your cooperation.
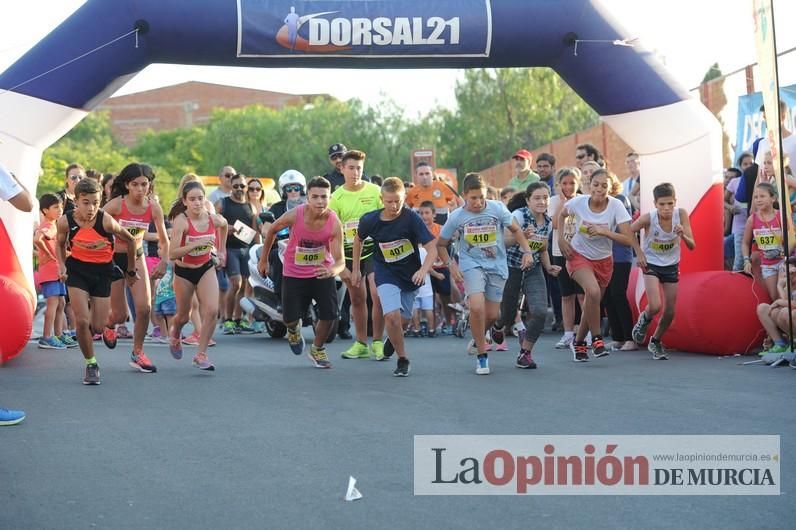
[0,0,722,359]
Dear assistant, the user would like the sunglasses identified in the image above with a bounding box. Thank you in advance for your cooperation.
[330,153,343,160]
[575,154,586,160]
[232,184,247,190]
[248,187,262,192]
[69,175,84,181]
[223,173,234,178]
[283,184,303,193]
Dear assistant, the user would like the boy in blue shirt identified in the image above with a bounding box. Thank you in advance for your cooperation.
[437,173,534,375]
[352,177,438,377]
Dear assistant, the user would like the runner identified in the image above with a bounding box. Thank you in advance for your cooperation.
[168,181,228,371]
[418,201,454,333]
[631,183,695,359]
[494,182,562,368]
[258,177,345,367]
[55,178,138,385]
[103,163,169,373]
[329,150,386,360]
[353,177,437,376]
[557,169,645,362]
[741,182,784,302]
[437,173,535,375]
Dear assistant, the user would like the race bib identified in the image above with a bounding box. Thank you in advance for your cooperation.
[578,222,609,239]
[527,232,547,252]
[119,219,149,243]
[295,245,326,266]
[186,235,214,257]
[463,223,497,248]
[753,228,782,251]
[650,238,677,253]
[344,220,359,245]
[232,219,257,245]
[379,239,414,263]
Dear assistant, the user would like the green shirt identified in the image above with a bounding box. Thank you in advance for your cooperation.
[507,171,540,192]
[329,181,383,259]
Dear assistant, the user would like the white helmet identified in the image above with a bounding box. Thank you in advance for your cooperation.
[278,169,306,194]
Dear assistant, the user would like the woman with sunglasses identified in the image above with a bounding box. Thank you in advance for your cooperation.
[247,177,267,215]
[58,163,85,214]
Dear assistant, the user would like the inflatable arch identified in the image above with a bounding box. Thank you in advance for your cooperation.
[0,0,728,361]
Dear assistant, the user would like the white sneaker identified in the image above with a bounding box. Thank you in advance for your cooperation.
[476,355,490,375]
[467,339,478,355]
[555,334,574,349]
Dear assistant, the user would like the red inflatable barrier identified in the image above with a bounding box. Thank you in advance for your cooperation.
[0,219,34,363]
[628,268,769,355]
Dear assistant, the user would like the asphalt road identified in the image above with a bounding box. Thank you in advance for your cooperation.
[1,328,793,529]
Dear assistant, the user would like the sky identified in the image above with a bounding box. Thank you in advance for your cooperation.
[1,0,795,118]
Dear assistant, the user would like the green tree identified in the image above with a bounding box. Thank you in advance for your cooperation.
[38,111,129,195]
[437,68,599,174]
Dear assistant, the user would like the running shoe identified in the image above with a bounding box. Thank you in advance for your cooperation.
[149,326,162,340]
[192,352,215,371]
[476,355,490,375]
[571,341,589,362]
[467,339,479,355]
[287,324,305,355]
[182,332,201,346]
[592,336,610,358]
[252,321,265,334]
[485,330,494,351]
[308,345,332,369]
[38,336,66,350]
[761,343,788,355]
[235,320,256,334]
[169,330,183,360]
[102,327,117,349]
[631,312,651,345]
[393,357,410,377]
[491,326,508,351]
[83,363,101,385]
[93,333,102,341]
[341,341,370,359]
[427,330,437,338]
[222,320,237,335]
[59,334,79,348]
[648,339,668,360]
[515,350,537,369]
[130,350,157,373]
[116,325,132,339]
[0,407,25,426]
[371,340,384,361]
[382,338,394,360]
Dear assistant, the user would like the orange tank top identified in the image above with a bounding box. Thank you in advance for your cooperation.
[67,210,114,264]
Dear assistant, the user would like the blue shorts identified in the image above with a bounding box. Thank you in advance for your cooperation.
[224,248,250,278]
[413,294,434,311]
[41,280,66,298]
[216,268,229,291]
[376,283,418,319]
[462,268,506,303]
[153,297,177,316]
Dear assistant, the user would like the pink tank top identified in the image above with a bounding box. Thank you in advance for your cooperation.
[283,204,337,279]
[751,212,784,265]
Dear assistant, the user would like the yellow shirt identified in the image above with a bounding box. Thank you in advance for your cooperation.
[329,181,383,259]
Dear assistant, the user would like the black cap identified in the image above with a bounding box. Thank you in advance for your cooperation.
[328,143,347,157]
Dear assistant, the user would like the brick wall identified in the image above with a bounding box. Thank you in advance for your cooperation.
[98,81,329,146]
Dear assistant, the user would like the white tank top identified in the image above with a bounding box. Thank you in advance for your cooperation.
[643,209,681,267]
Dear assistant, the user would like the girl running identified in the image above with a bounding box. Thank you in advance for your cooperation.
[55,178,138,385]
[742,182,784,301]
[168,181,228,371]
[557,169,645,362]
[103,163,170,373]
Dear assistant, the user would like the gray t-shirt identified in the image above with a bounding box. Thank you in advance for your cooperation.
[440,200,514,278]
[208,187,230,205]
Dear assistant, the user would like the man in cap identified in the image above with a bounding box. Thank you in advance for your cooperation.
[323,143,347,192]
[506,149,540,191]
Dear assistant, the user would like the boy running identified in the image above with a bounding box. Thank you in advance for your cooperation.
[259,177,345,368]
[631,182,695,359]
[353,177,438,376]
[55,178,139,385]
[437,173,534,375]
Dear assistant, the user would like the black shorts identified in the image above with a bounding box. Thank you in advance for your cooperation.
[553,255,583,296]
[175,261,215,286]
[112,250,143,277]
[644,263,679,284]
[430,267,451,296]
[282,276,339,324]
[345,255,374,276]
[65,257,116,298]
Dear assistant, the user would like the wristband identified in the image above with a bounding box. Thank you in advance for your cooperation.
[743,256,750,262]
